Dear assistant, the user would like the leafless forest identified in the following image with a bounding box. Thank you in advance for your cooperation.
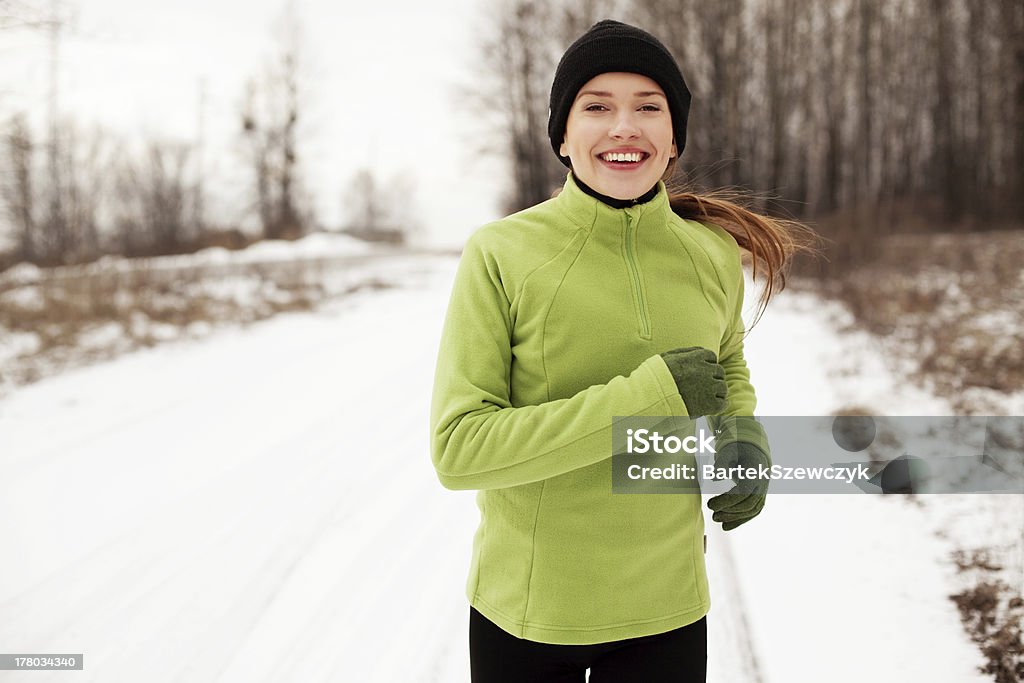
[468,0,1023,270]
[0,1,413,269]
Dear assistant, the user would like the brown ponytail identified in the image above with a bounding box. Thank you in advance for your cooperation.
[665,178,821,328]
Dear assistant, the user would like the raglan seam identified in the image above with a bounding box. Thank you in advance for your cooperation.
[672,217,745,344]
[539,228,592,403]
[687,218,733,295]
[665,217,715,313]
[510,226,587,326]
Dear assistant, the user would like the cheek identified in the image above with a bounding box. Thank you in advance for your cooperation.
[651,125,675,152]
[565,117,603,145]
[565,134,595,160]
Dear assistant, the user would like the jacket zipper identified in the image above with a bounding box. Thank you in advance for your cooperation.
[624,212,652,339]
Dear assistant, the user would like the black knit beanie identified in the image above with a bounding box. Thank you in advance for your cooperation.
[548,20,691,168]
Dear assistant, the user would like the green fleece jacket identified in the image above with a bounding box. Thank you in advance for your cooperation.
[430,172,760,645]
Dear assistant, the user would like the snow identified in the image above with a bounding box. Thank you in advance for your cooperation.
[76,321,130,351]
[0,232,379,286]
[230,233,375,262]
[0,285,44,311]
[0,256,1013,682]
[719,496,989,682]
[742,284,952,416]
[0,262,43,286]
[0,330,41,367]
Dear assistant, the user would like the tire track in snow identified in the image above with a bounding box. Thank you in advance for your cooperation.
[706,519,766,683]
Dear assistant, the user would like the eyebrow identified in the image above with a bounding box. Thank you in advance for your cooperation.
[575,90,667,101]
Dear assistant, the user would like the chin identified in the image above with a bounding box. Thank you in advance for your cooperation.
[602,180,657,200]
[582,167,660,199]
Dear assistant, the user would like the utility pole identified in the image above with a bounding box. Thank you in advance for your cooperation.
[45,0,64,262]
[195,76,207,239]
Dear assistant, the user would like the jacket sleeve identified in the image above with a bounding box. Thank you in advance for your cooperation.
[706,259,770,453]
[429,234,687,491]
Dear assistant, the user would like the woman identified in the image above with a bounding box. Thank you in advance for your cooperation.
[430,19,811,682]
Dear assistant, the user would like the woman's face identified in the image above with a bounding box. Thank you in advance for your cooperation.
[559,72,676,200]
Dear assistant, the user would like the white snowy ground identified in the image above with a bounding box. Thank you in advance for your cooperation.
[0,254,1014,682]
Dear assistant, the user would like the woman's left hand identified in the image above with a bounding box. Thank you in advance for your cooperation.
[707,441,771,530]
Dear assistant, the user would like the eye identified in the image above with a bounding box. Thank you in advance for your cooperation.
[639,104,662,112]
[583,103,608,112]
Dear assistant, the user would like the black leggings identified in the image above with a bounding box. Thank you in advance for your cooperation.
[469,607,707,682]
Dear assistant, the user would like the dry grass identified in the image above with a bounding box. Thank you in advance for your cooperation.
[949,549,1024,683]
[0,260,393,392]
[797,229,1024,414]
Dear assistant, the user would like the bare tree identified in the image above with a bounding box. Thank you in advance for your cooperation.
[239,1,308,241]
[1,114,36,262]
[811,0,845,215]
[1,116,111,265]
[113,141,195,257]
[20,119,105,265]
[928,0,962,221]
[998,0,1024,218]
[60,121,105,261]
[342,168,420,245]
[344,169,386,236]
[480,0,560,212]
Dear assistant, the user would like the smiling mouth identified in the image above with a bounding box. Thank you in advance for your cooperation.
[598,151,650,169]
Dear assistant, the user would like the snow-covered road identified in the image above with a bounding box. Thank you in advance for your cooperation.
[0,255,996,682]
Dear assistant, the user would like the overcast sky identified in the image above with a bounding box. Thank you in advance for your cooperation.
[0,0,508,247]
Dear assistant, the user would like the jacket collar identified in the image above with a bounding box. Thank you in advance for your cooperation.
[554,172,670,231]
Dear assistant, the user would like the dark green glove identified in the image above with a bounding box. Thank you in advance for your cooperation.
[658,346,728,417]
[707,441,771,530]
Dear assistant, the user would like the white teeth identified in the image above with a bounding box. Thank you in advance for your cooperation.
[602,152,643,162]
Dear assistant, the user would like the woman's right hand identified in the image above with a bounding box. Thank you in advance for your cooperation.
[658,346,729,417]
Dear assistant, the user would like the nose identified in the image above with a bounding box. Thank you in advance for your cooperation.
[609,110,641,139]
